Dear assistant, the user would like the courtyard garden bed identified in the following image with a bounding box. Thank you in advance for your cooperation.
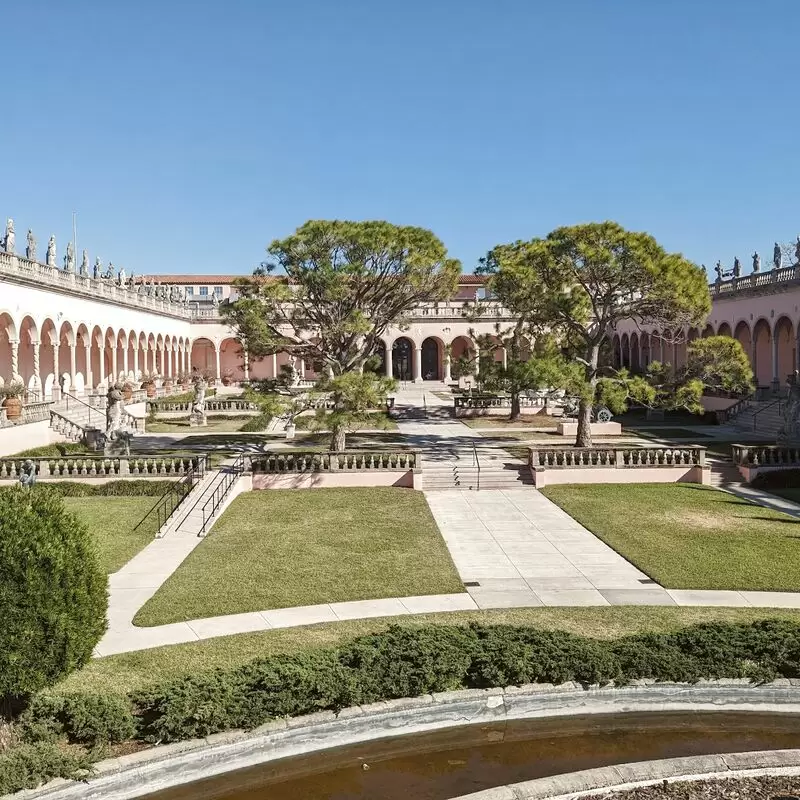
[133,487,463,626]
[542,484,800,591]
[144,414,260,433]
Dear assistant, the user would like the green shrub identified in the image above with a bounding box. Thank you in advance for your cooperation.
[20,693,135,748]
[467,626,619,688]
[147,389,216,407]
[6,443,89,459]
[338,625,477,704]
[751,469,800,489]
[0,742,93,795]
[31,481,183,497]
[0,488,107,704]
[240,413,271,432]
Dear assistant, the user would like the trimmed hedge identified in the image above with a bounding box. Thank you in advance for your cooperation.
[29,481,184,497]
[240,413,272,432]
[751,469,800,490]
[0,743,93,796]
[8,620,800,791]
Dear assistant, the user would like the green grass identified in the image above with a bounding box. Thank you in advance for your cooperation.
[632,428,711,439]
[542,483,800,592]
[59,606,800,696]
[134,488,463,626]
[461,414,561,428]
[63,496,157,573]
[145,415,257,433]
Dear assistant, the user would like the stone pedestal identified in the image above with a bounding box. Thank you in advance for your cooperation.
[84,427,105,451]
[189,412,207,427]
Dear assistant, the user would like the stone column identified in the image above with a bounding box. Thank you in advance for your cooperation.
[272,353,278,378]
[166,347,173,378]
[215,345,221,381]
[444,352,452,384]
[771,329,780,394]
[474,348,480,376]
[385,344,393,378]
[133,346,139,380]
[32,341,41,389]
[84,343,92,390]
[414,345,423,383]
[98,343,106,387]
[243,350,250,381]
[300,358,305,379]
[111,344,118,383]
[122,344,129,380]
[502,347,508,370]
[9,338,19,380]
[69,344,77,391]
[159,344,166,376]
[52,343,60,385]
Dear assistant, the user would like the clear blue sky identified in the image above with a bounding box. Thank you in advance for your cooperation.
[4,0,799,277]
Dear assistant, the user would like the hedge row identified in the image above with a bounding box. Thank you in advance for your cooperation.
[751,469,800,490]
[240,412,272,432]
[29,481,184,497]
[146,389,217,407]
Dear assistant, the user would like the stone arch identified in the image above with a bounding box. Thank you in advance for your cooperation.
[752,318,772,388]
[640,332,651,368]
[19,316,39,393]
[40,318,58,398]
[702,324,715,338]
[421,336,444,381]
[367,339,387,376]
[137,332,148,379]
[220,337,245,383]
[733,320,753,377]
[621,333,630,368]
[774,316,795,389]
[611,334,622,368]
[717,321,733,338]
[0,312,17,386]
[75,323,90,393]
[449,335,476,379]
[630,332,640,372]
[146,333,157,376]
[391,336,415,382]
[191,337,217,379]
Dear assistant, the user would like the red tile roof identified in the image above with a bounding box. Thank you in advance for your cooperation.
[140,273,487,285]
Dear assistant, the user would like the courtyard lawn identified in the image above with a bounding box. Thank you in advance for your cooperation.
[60,606,800,696]
[145,415,257,433]
[133,488,463,626]
[542,483,800,592]
[63,496,157,573]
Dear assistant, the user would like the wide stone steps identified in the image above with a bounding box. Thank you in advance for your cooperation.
[424,463,534,491]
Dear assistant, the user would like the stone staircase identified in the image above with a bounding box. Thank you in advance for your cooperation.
[49,395,142,443]
[423,447,535,491]
[708,457,743,489]
[724,398,785,439]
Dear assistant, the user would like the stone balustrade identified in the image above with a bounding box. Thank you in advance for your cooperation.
[147,398,258,414]
[49,411,85,442]
[455,395,547,410]
[731,444,800,467]
[251,449,419,474]
[0,407,8,428]
[530,446,706,469]
[710,264,800,297]
[0,251,192,319]
[22,400,53,423]
[0,453,207,480]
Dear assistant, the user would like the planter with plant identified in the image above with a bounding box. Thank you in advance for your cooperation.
[140,371,159,398]
[0,378,26,421]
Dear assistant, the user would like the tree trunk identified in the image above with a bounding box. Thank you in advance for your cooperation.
[330,424,347,452]
[575,398,593,448]
[510,391,521,421]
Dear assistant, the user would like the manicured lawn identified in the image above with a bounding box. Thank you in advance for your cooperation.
[461,414,560,428]
[632,428,711,439]
[134,488,463,626]
[59,606,800,696]
[145,415,257,433]
[64,496,158,573]
[542,484,800,592]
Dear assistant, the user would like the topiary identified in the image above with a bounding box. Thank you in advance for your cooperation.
[0,488,107,708]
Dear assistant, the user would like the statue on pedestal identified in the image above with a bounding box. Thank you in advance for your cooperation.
[2,219,15,254]
[46,235,56,267]
[752,251,761,273]
[287,354,301,387]
[79,250,89,277]
[774,242,782,270]
[189,375,208,427]
[714,261,723,282]
[103,262,114,280]
[63,241,75,273]
[733,257,742,278]
[25,229,36,261]
[18,459,37,488]
[118,266,126,286]
[105,381,125,439]
[795,236,800,265]
[93,257,102,280]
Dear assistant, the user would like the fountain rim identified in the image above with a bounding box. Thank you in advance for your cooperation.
[17,678,800,800]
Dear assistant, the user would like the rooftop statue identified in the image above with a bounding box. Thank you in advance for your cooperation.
[733,257,742,277]
[25,229,36,261]
[752,251,760,273]
[79,249,89,277]
[46,235,56,267]
[118,266,126,286]
[714,260,723,282]
[2,218,15,254]
[63,241,75,273]
[795,236,800,265]
[774,242,782,270]
[93,257,102,280]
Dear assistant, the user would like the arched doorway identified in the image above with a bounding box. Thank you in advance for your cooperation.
[752,319,772,388]
[366,340,386,375]
[421,337,442,381]
[392,337,413,381]
[774,317,795,390]
[630,333,640,372]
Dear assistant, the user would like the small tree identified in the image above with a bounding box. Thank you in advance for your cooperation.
[481,222,711,446]
[224,220,460,450]
[0,488,107,710]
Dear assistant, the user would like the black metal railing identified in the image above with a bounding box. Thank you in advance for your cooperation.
[63,391,105,428]
[133,460,205,537]
[752,398,783,431]
[199,455,247,536]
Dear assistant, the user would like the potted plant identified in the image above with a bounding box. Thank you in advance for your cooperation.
[140,371,158,398]
[0,378,25,421]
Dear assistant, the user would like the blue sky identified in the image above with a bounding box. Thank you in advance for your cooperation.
[4,1,799,277]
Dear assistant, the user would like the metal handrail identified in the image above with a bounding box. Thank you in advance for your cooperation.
[63,391,105,427]
[752,398,783,431]
[133,460,205,536]
[472,441,481,491]
[199,455,246,536]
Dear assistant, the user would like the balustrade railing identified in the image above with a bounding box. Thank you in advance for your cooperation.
[0,453,207,480]
[49,410,85,442]
[529,446,706,469]
[147,398,257,413]
[22,400,53,423]
[731,444,800,467]
[454,395,546,410]
[0,251,192,319]
[710,265,800,297]
[251,449,419,473]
